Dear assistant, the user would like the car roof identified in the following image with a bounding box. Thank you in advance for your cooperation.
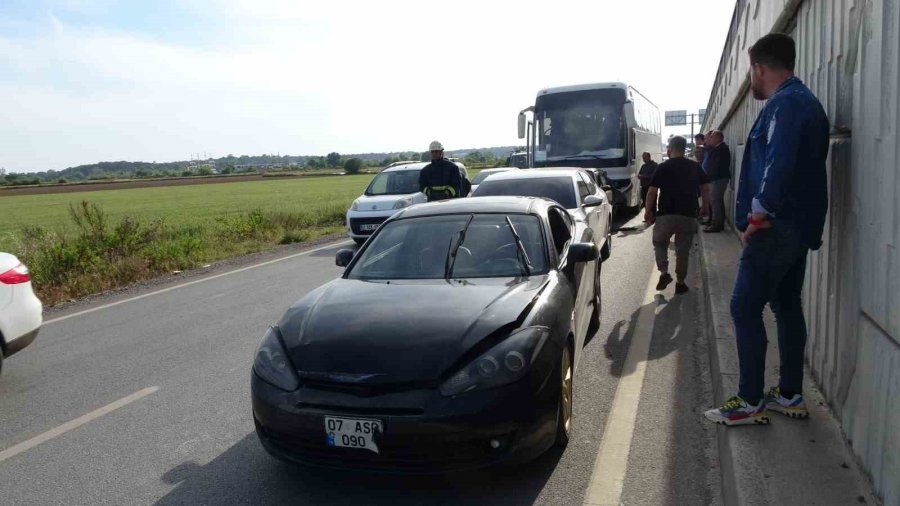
[479,169,579,181]
[394,196,555,219]
[381,160,466,173]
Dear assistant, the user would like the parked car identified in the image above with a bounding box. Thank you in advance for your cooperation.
[534,166,615,207]
[0,253,42,376]
[345,161,468,245]
[469,167,519,195]
[472,169,613,263]
[252,197,601,472]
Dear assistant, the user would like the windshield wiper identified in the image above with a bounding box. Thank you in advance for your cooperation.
[505,216,533,277]
[445,214,475,279]
[556,154,608,160]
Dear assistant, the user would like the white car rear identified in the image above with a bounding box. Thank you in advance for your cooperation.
[346,161,468,244]
[0,253,43,376]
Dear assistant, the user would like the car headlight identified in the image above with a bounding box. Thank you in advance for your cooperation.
[393,198,413,209]
[439,326,550,396]
[253,326,299,391]
[350,200,360,211]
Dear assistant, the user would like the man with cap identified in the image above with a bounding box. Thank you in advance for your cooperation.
[419,141,463,202]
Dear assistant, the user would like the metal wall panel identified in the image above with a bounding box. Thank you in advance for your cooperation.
[704,1,899,502]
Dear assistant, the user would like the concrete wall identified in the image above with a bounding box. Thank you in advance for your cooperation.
[703,1,899,503]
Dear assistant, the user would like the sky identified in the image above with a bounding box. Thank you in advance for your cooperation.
[1,0,736,173]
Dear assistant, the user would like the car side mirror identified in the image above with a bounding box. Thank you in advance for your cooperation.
[517,113,526,139]
[335,249,355,267]
[567,242,599,264]
[601,184,613,192]
[583,195,603,207]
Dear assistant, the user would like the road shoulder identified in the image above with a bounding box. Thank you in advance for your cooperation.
[698,228,878,506]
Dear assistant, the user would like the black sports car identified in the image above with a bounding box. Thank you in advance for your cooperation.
[252,196,601,473]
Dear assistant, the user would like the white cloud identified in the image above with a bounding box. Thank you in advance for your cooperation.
[1,0,735,171]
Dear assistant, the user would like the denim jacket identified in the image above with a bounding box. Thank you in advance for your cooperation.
[735,76,830,250]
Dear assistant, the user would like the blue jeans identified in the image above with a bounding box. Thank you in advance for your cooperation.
[730,223,809,404]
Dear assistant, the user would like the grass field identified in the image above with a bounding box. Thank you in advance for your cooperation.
[1,174,372,243]
[1,174,374,305]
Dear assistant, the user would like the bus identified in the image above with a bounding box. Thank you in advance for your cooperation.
[517,82,662,208]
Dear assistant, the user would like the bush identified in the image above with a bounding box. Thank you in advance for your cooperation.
[181,171,193,177]
[198,167,213,176]
[344,158,363,174]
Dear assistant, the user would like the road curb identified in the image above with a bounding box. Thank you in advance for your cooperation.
[698,228,743,506]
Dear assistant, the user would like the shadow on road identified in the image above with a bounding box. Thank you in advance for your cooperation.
[155,432,563,505]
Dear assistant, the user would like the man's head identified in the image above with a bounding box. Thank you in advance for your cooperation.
[709,130,725,146]
[667,136,687,158]
[749,33,796,100]
[694,133,705,145]
[642,152,652,163]
[429,140,444,161]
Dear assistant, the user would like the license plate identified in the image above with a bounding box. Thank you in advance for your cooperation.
[324,416,383,453]
[359,224,379,231]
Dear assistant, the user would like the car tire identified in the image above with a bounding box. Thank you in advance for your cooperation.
[555,344,574,448]
[588,263,601,335]
[600,235,611,261]
[0,347,4,378]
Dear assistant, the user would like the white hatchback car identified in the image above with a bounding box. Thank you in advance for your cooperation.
[0,253,42,376]
[346,161,468,245]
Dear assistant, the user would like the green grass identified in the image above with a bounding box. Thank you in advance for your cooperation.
[0,174,373,245]
[0,175,375,305]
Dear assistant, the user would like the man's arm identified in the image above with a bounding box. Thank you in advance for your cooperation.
[418,166,427,193]
[755,100,803,217]
[643,187,658,224]
[449,163,462,197]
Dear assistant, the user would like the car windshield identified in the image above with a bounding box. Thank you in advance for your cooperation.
[347,214,548,280]
[365,170,420,196]
[472,176,577,209]
[535,88,627,163]
[471,170,506,185]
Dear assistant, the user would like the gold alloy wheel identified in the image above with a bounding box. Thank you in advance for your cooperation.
[561,346,573,435]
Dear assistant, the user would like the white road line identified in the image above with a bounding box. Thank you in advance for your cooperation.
[0,386,159,464]
[44,240,352,325]
[583,268,661,506]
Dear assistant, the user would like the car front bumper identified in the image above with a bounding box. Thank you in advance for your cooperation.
[251,365,560,474]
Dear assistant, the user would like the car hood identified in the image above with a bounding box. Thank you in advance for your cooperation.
[277,276,549,385]
[356,193,420,211]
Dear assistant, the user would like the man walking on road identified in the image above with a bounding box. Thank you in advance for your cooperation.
[644,136,711,295]
[702,131,732,232]
[419,141,462,202]
[704,33,830,426]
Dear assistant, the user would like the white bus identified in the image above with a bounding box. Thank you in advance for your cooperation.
[517,82,662,208]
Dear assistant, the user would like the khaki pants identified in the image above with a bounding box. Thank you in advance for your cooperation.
[653,215,698,282]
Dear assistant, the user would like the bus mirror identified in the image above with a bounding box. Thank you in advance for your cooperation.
[517,113,526,139]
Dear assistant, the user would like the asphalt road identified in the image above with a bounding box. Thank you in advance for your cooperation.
[0,212,719,505]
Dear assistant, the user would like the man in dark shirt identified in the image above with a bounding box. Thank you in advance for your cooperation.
[703,131,732,232]
[644,136,711,294]
[418,141,462,201]
[638,152,658,210]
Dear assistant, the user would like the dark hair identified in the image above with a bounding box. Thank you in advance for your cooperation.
[749,33,796,71]
[694,133,705,141]
[668,136,687,152]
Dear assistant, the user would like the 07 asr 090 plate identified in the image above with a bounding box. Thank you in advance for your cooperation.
[324,416,383,453]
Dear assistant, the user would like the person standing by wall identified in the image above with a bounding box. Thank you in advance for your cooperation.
[644,136,711,295]
[703,131,732,232]
[704,33,830,426]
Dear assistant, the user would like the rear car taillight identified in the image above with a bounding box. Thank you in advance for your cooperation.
[0,263,31,284]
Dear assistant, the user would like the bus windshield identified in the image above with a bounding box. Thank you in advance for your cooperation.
[535,88,627,164]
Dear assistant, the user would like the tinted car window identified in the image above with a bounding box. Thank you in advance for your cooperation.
[471,170,506,185]
[473,176,577,209]
[348,214,548,279]
[365,170,420,195]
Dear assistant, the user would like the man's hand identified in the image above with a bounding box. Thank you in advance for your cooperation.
[740,212,772,245]
[644,209,655,225]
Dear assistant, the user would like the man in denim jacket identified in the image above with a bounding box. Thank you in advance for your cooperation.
[704,33,830,426]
